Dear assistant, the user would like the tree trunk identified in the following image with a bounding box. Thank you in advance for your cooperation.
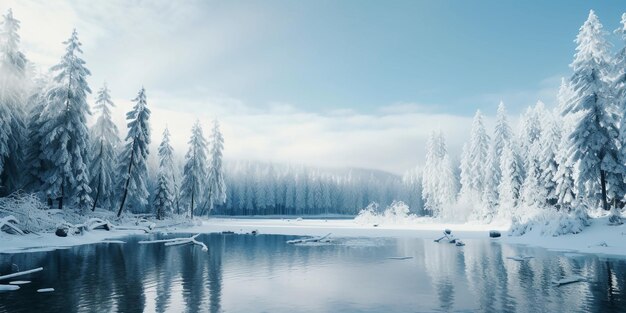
[117,149,135,217]
[190,185,195,219]
[91,174,101,212]
[600,169,609,211]
[173,175,181,215]
[58,181,64,210]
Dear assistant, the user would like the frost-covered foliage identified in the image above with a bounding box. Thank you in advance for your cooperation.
[180,120,209,217]
[206,119,226,212]
[39,29,92,212]
[354,201,417,225]
[509,204,591,237]
[116,87,151,216]
[89,84,119,211]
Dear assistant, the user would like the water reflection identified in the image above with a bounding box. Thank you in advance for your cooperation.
[0,234,625,312]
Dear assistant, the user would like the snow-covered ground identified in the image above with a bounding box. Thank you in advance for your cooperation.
[2,216,625,258]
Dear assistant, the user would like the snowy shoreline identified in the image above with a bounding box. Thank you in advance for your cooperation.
[2,217,625,259]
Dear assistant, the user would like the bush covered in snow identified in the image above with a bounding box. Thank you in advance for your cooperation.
[508,204,591,237]
[355,201,418,225]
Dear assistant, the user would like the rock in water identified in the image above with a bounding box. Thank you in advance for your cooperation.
[55,227,68,237]
[489,231,501,238]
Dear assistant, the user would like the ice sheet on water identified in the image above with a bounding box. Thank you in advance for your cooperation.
[0,285,20,291]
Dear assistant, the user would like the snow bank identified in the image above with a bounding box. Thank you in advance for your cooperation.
[509,205,591,237]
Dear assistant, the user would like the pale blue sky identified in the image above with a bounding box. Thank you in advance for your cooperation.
[3,1,626,173]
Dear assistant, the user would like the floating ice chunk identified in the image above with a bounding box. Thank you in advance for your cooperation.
[9,281,30,285]
[0,285,19,291]
[37,288,54,293]
[100,240,126,244]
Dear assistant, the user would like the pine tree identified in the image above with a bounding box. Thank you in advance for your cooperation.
[0,9,28,194]
[116,87,151,217]
[153,128,175,219]
[205,119,226,214]
[482,142,499,215]
[39,29,92,211]
[498,141,523,211]
[565,11,621,221]
[613,13,626,222]
[422,131,440,214]
[538,112,562,207]
[180,120,209,218]
[468,110,490,205]
[23,78,49,191]
[89,84,119,211]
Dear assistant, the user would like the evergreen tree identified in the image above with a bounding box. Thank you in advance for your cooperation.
[205,119,226,214]
[116,87,151,217]
[180,120,209,218]
[23,78,49,191]
[482,102,513,212]
[0,9,28,193]
[422,131,440,214]
[554,135,576,211]
[468,110,490,204]
[153,128,175,219]
[482,142,499,215]
[538,112,562,207]
[89,84,119,210]
[498,141,523,211]
[565,11,621,222]
[39,29,92,211]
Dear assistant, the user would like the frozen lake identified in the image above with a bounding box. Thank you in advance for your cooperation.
[0,233,625,312]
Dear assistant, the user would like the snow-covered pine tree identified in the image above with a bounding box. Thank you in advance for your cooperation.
[553,78,577,212]
[468,110,490,206]
[482,142,499,215]
[23,78,49,191]
[483,102,513,211]
[493,102,513,160]
[612,13,626,222]
[0,9,28,194]
[422,131,440,214]
[180,120,209,218]
[153,128,175,219]
[538,112,562,207]
[438,154,458,219]
[553,136,576,211]
[116,87,151,217]
[521,140,542,206]
[39,29,92,212]
[498,141,523,212]
[89,84,120,211]
[565,10,621,222]
[458,143,471,200]
[205,119,226,214]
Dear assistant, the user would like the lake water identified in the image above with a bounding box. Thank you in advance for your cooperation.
[0,233,625,313]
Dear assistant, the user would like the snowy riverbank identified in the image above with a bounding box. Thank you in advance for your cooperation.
[1,216,625,258]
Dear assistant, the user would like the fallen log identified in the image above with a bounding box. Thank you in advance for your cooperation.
[0,215,24,235]
[286,233,332,244]
[0,267,43,281]
[140,234,208,251]
[552,275,585,286]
